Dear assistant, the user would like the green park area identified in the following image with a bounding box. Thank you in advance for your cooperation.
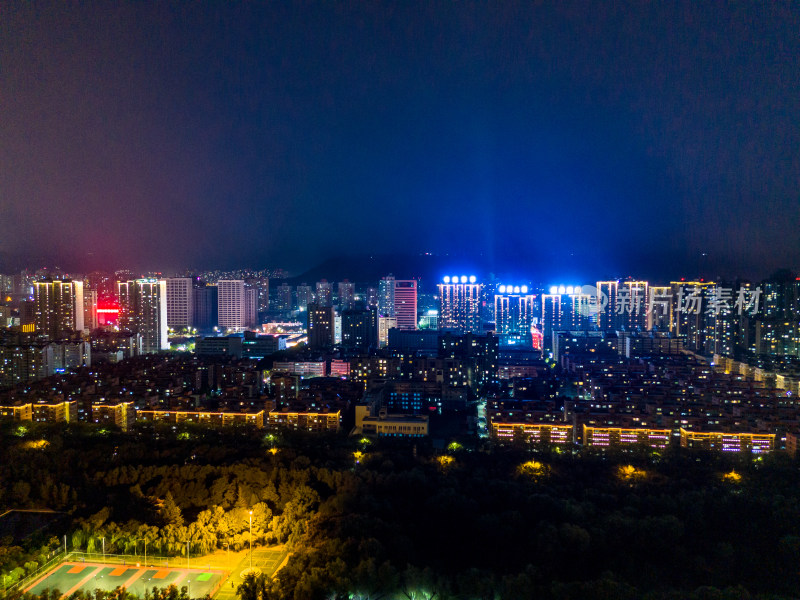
[2,423,800,600]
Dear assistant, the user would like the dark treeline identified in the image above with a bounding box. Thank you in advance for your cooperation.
[2,421,800,599]
[14,583,206,600]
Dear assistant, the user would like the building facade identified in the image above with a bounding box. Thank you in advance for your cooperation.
[494,284,536,342]
[218,280,246,331]
[33,279,84,339]
[307,304,335,349]
[166,278,194,329]
[394,280,418,330]
[438,276,482,334]
[118,279,168,353]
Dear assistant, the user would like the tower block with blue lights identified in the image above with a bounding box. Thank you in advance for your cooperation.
[438,275,483,334]
[494,284,537,345]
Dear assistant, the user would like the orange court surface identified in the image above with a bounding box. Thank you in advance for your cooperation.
[25,562,225,598]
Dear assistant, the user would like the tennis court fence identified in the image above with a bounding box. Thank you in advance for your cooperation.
[2,551,226,598]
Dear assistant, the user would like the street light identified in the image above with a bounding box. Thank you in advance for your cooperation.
[249,511,253,569]
[101,537,105,563]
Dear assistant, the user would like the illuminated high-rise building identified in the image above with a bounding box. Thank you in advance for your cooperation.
[596,281,619,331]
[648,286,672,331]
[418,310,438,330]
[85,271,116,302]
[316,279,332,306]
[33,279,84,339]
[540,294,562,342]
[334,312,342,344]
[378,275,417,330]
[438,275,482,334]
[754,320,800,356]
[752,274,800,356]
[531,327,544,350]
[708,299,736,356]
[246,277,269,314]
[0,274,13,296]
[337,280,355,310]
[244,286,258,328]
[342,307,377,352]
[394,280,418,330]
[16,271,34,297]
[307,303,335,349]
[365,287,378,308]
[565,290,595,329]
[540,285,595,345]
[438,331,500,388]
[296,284,313,311]
[192,282,218,330]
[595,280,648,331]
[115,269,135,283]
[83,288,98,332]
[165,278,194,329]
[378,275,396,317]
[761,275,800,319]
[621,281,649,331]
[276,283,292,312]
[494,284,536,341]
[378,315,397,347]
[0,342,55,386]
[217,280,246,331]
[118,279,168,353]
[669,281,716,352]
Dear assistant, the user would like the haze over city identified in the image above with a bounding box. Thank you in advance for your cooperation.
[2,2,799,279]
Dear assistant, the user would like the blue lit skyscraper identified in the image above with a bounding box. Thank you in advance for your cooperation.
[438,275,482,334]
[494,284,536,344]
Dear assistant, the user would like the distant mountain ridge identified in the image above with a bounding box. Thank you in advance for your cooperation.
[283,254,474,286]
[2,249,779,284]
[282,253,589,286]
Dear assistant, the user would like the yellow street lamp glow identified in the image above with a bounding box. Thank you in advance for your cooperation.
[437,455,454,468]
[617,464,647,483]
[722,470,742,483]
[517,460,548,479]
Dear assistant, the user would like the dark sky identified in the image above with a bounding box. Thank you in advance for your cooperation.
[1,2,799,279]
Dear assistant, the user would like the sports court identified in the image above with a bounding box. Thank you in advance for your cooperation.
[26,562,225,598]
[213,547,289,600]
[250,548,286,577]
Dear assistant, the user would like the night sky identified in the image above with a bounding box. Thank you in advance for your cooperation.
[1,2,799,280]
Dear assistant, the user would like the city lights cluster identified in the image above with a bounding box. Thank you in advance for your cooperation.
[497,285,529,294]
[548,285,584,295]
[442,275,477,284]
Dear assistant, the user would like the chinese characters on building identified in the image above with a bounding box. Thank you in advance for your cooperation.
[610,286,762,316]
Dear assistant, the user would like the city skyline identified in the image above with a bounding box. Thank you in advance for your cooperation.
[2,3,799,277]
[1,252,798,289]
